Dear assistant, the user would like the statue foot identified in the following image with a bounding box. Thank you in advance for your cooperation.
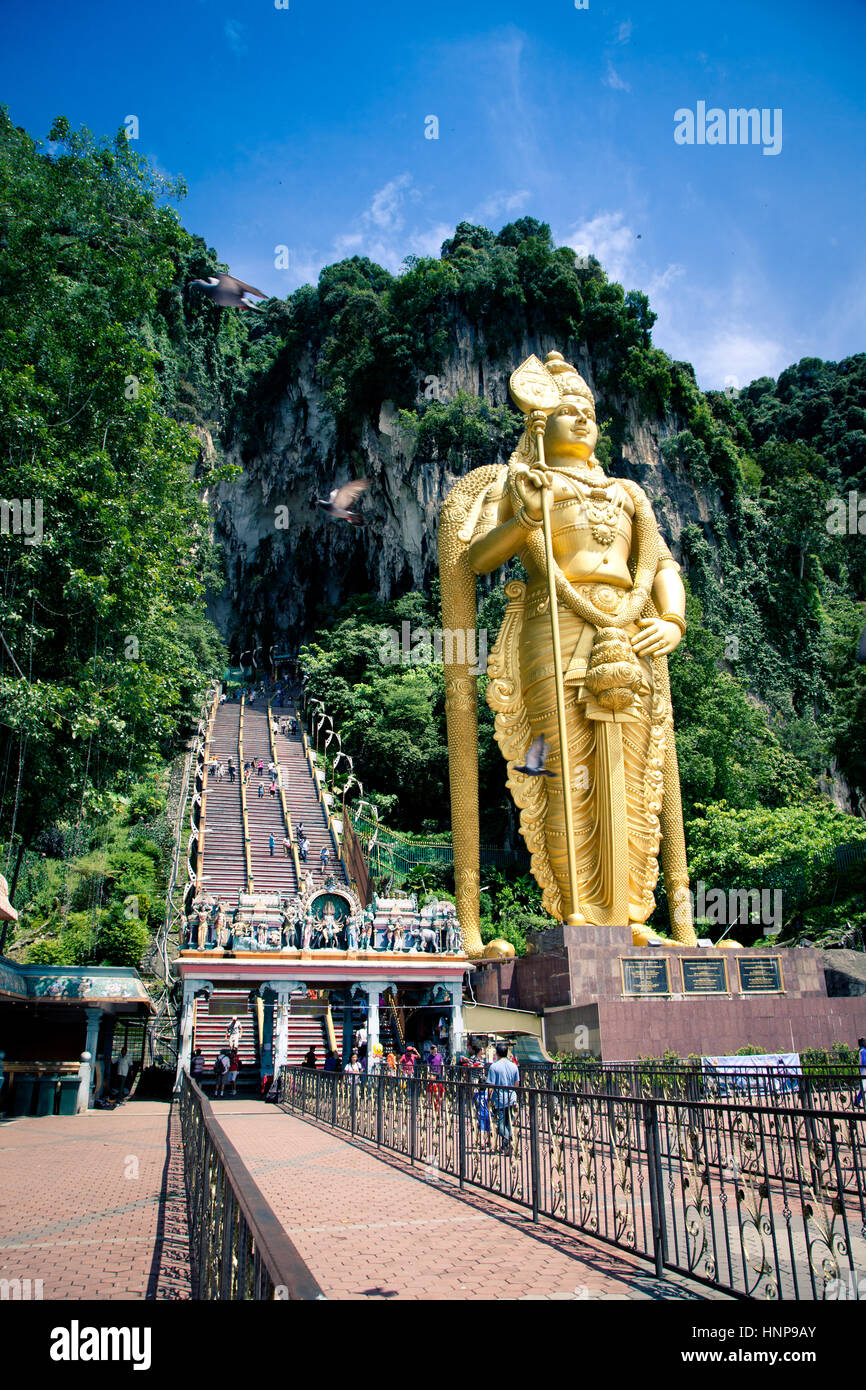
[566,912,586,925]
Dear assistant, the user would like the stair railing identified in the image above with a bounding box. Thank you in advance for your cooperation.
[268,701,303,889]
[324,1006,338,1057]
[239,696,254,892]
[383,989,405,1050]
[195,684,222,896]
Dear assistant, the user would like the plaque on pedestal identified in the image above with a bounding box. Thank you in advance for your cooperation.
[737,956,784,994]
[620,957,671,996]
[681,957,729,995]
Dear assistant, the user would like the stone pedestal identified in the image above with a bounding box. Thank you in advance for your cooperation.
[474,925,866,1059]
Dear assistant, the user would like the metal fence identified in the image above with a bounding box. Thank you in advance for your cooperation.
[178,1073,324,1300]
[280,1065,866,1300]
[460,1062,866,1115]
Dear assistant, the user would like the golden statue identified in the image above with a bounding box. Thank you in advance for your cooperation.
[439,350,697,956]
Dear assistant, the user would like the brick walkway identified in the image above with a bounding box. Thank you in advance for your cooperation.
[215,1102,730,1301]
[0,1101,191,1300]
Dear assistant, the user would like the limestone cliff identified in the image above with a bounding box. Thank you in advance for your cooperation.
[208,324,722,658]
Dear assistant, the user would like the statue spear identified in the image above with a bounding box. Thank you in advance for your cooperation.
[510,356,583,925]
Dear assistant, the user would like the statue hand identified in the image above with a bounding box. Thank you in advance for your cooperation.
[512,462,551,522]
[632,617,682,657]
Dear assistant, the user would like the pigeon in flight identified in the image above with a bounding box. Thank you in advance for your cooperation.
[858,625,866,664]
[189,273,267,310]
[316,478,371,526]
[514,735,555,777]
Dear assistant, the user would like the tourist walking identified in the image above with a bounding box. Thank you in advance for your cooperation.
[191,1048,205,1082]
[473,1077,492,1149]
[855,1036,866,1107]
[269,780,276,798]
[323,1049,342,1073]
[269,832,275,857]
[487,1043,520,1152]
[399,1045,419,1078]
[320,845,330,872]
[226,1016,243,1049]
[258,781,265,798]
[345,1050,363,1082]
[115,1046,133,1098]
[213,1050,230,1098]
[282,835,292,858]
[302,1046,317,1069]
[227,1046,240,1096]
[299,836,309,863]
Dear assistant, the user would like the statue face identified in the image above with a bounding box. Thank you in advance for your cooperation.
[544,398,598,462]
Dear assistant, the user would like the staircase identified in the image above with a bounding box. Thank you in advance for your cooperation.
[200,703,246,900]
[379,1015,401,1058]
[286,1009,331,1068]
[193,990,259,1092]
[243,704,299,896]
[273,707,348,887]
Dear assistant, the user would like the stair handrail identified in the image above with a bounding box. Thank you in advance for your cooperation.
[239,696,254,892]
[268,701,303,890]
[383,987,405,1050]
[195,683,222,896]
[324,1006,338,1057]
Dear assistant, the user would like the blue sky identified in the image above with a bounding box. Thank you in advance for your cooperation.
[3,0,864,389]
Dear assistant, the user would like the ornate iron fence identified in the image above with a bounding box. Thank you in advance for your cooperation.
[280,1065,866,1300]
[178,1073,324,1300]
[447,1061,864,1114]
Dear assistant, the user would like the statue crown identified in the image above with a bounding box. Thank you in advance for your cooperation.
[543,351,596,411]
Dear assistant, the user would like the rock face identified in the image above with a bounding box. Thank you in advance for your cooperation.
[207,324,722,657]
[821,949,866,997]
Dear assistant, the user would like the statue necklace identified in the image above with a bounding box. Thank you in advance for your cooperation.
[559,465,625,548]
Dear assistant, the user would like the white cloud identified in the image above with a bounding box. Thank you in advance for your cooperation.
[646,264,686,299]
[473,189,531,222]
[564,210,638,284]
[561,210,788,388]
[603,60,630,92]
[225,20,247,57]
[368,173,415,231]
[307,177,454,279]
[616,20,633,43]
[686,330,787,388]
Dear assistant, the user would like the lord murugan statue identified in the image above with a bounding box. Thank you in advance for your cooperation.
[439,350,697,957]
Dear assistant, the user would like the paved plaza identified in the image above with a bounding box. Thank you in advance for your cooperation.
[0,1098,732,1300]
[0,1101,190,1300]
[215,1101,729,1301]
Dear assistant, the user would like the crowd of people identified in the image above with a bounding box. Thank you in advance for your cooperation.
[299,1039,521,1152]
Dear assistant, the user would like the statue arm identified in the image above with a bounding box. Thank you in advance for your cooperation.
[634,535,687,657]
[467,491,524,576]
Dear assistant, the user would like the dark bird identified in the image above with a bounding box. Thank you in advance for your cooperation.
[189,273,267,310]
[858,625,866,664]
[316,478,371,526]
[514,735,555,777]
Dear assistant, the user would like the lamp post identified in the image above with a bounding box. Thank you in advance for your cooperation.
[309,700,325,752]
[314,711,332,761]
[324,727,341,792]
[337,761,360,827]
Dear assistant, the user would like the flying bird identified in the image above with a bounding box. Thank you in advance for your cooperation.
[316,478,371,526]
[858,625,866,664]
[514,735,555,777]
[189,273,267,311]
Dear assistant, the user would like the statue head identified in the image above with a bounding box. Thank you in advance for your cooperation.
[509,350,599,469]
[541,352,598,464]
